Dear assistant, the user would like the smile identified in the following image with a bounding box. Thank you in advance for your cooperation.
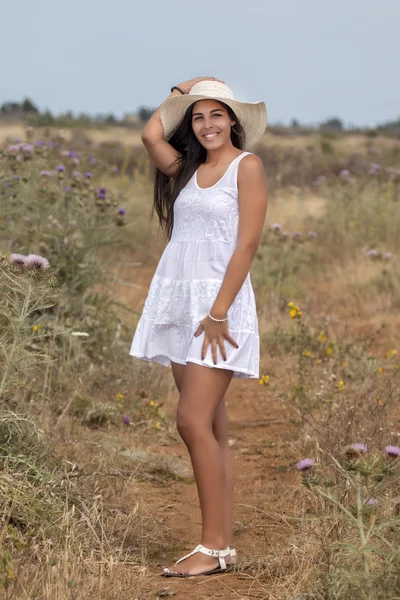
[204,133,219,139]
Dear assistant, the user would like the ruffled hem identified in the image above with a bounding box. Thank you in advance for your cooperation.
[129,318,259,380]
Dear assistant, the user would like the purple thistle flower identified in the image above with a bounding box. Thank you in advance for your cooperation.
[383,252,392,260]
[272,223,282,231]
[369,163,381,174]
[64,186,71,192]
[385,445,400,458]
[296,458,315,471]
[293,231,302,239]
[308,231,317,239]
[14,137,21,143]
[40,170,53,177]
[123,414,131,425]
[98,187,106,194]
[312,175,326,186]
[56,165,65,172]
[85,172,93,178]
[9,253,28,266]
[350,443,368,453]
[345,443,368,458]
[367,249,378,257]
[25,254,50,270]
[20,143,34,154]
[339,169,350,178]
[13,174,21,181]
[97,191,106,199]
[282,231,292,238]
[5,144,18,155]
[118,208,126,215]
[364,498,376,505]
[88,157,97,164]
[35,140,46,147]
[111,166,119,174]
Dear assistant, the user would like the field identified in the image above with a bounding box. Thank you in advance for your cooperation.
[1,123,400,600]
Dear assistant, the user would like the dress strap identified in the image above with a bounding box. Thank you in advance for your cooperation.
[218,151,252,190]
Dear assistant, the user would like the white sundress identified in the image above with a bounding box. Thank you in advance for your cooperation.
[129,151,260,379]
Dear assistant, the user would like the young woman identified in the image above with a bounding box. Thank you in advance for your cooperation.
[130,76,268,577]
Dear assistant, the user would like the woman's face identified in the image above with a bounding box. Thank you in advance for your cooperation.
[191,99,235,149]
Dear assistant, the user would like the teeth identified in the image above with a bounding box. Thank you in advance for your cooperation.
[205,133,218,139]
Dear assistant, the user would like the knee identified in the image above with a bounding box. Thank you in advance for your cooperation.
[176,410,206,444]
[213,424,229,448]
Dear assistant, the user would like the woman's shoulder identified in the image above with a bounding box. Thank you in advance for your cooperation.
[237,152,265,172]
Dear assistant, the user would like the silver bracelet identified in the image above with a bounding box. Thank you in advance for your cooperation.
[208,311,228,322]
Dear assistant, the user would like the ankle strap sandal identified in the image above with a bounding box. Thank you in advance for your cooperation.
[161,544,231,578]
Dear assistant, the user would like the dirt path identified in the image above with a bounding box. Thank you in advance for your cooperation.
[107,257,298,599]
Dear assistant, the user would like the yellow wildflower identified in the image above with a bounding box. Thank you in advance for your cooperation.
[385,349,397,359]
[318,331,327,343]
[377,367,383,373]
[155,421,161,429]
[326,345,334,355]
[336,380,345,391]
[343,360,349,367]
[376,397,383,405]
[33,324,39,332]
[259,375,270,385]
[115,392,124,400]
[316,358,322,364]
[288,302,302,319]
[303,350,311,357]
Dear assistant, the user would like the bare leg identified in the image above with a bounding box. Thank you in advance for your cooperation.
[171,362,235,557]
[166,361,234,575]
[212,398,234,548]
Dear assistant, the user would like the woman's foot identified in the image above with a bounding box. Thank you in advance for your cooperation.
[161,544,231,577]
[163,553,220,576]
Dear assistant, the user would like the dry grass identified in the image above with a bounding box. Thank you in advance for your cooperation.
[1,125,400,599]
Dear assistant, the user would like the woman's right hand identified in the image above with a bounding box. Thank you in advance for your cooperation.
[177,76,225,94]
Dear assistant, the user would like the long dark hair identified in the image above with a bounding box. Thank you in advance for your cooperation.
[150,101,245,241]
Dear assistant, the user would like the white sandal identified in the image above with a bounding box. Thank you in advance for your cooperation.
[228,546,237,563]
[161,543,231,578]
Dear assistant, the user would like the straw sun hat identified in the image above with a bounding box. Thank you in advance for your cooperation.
[160,80,268,150]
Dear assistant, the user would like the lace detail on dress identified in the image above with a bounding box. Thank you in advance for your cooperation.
[171,189,239,243]
[141,274,258,332]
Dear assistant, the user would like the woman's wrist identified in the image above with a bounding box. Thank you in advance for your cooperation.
[168,88,185,99]
[171,85,186,95]
[209,308,228,320]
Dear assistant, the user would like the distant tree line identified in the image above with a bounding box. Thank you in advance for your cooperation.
[1,96,399,136]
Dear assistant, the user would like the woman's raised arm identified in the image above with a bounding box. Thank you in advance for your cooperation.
[141,77,224,178]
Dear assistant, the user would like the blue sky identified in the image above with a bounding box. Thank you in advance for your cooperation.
[2,0,399,127]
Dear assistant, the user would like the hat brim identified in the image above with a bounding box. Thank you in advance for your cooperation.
[160,95,268,150]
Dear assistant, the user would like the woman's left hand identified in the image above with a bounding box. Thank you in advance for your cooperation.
[194,315,239,364]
